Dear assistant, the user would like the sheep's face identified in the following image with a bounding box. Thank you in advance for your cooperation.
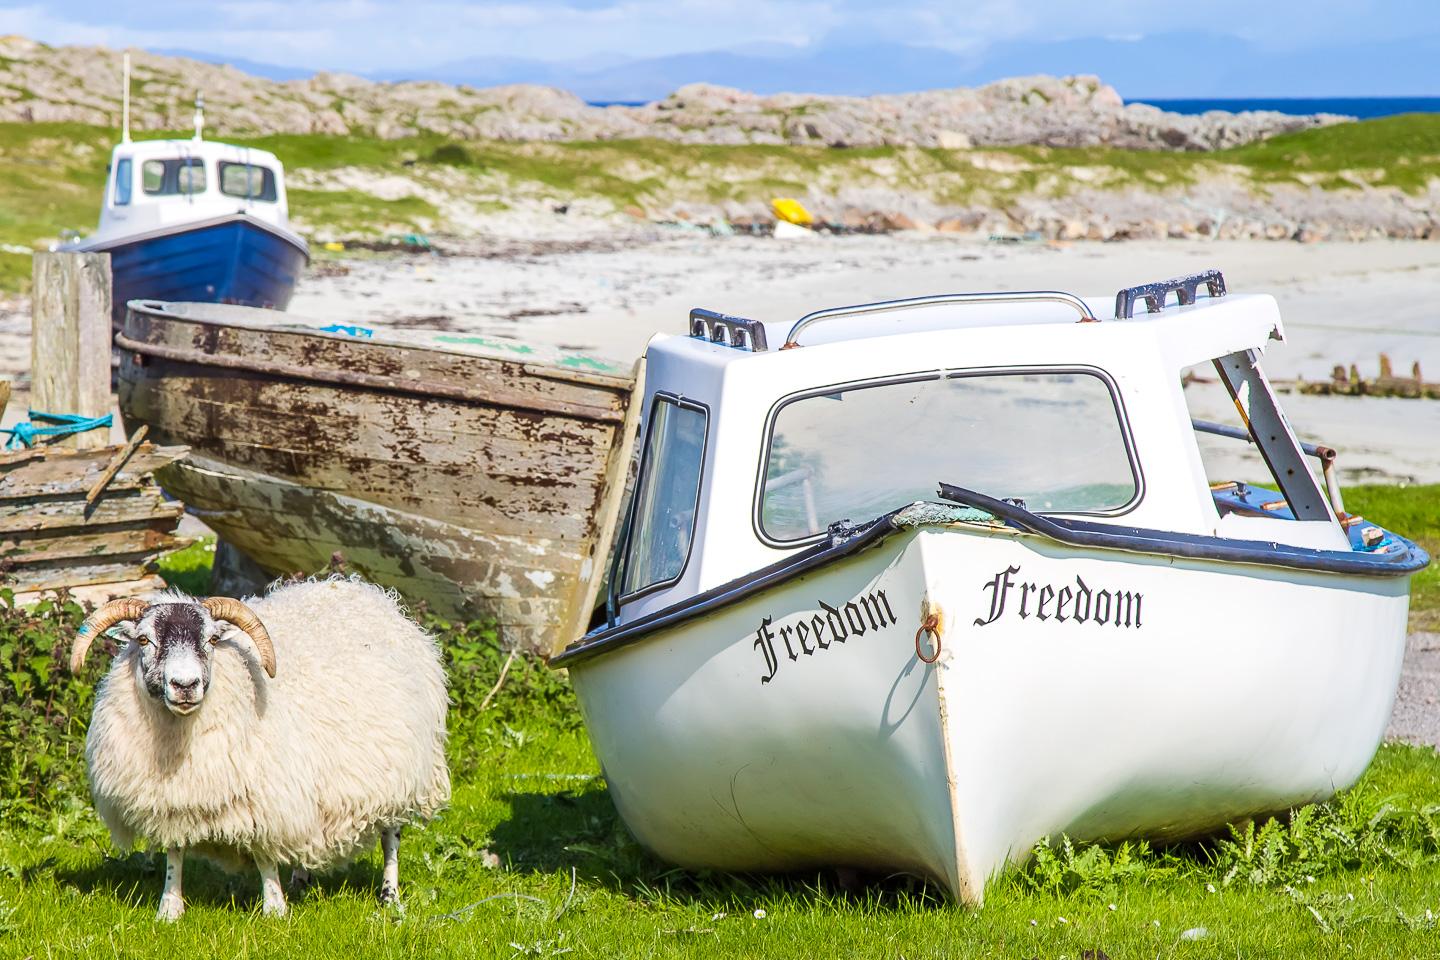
[128,604,223,716]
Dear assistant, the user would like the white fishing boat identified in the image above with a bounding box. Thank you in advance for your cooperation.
[551,271,1430,903]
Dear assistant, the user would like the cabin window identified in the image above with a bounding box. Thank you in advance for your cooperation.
[618,396,708,599]
[142,158,207,196]
[760,369,1139,543]
[219,162,278,201]
[113,158,132,205]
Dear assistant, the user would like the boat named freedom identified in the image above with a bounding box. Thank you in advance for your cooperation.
[552,272,1430,902]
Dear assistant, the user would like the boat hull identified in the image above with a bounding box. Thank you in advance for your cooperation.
[566,521,1410,902]
[79,216,308,323]
[116,301,637,652]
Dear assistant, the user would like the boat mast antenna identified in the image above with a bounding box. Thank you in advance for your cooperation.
[121,52,131,143]
[193,91,205,141]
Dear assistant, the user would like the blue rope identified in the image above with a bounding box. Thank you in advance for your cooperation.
[2,410,113,450]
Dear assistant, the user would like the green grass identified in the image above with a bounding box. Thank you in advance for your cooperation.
[1344,483,1440,630]
[3,111,1440,287]
[1224,113,1440,193]
[3,487,1440,956]
[154,536,216,596]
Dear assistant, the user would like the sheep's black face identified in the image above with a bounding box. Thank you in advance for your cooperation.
[130,604,222,716]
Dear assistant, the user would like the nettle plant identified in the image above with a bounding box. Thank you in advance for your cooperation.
[0,590,93,811]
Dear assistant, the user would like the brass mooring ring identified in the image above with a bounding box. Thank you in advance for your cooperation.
[915,613,942,664]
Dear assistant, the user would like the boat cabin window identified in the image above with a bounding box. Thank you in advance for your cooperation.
[760,370,1138,543]
[113,158,132,205]
[618,396,708,600]
[219,162,278,202]
[142,158,207,196]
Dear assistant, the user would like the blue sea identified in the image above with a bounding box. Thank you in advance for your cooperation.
[1128,97,1440,118]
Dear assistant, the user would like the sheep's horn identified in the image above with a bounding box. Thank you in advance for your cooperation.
[202,597,276,678]
[72,598,149,673]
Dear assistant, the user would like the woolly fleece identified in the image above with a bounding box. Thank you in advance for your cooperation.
[84,577,451,872]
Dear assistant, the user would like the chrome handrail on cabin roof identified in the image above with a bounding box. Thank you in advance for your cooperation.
[781,290,1098,348]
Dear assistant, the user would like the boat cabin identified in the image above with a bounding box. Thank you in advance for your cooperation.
[606,271,1358,626]
[88,138,293,247]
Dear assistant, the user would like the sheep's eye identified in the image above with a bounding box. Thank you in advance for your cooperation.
[135,636,150,646]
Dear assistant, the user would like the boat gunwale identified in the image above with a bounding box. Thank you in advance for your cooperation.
[71,211,310,259]
[124,299,635,392]
[549,496,1430,670]
[116,332,629,425]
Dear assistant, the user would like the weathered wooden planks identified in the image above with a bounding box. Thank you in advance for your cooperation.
[0,441,192,596]
[30,252,112,450]
[0,444,190,500]
[118,301,639,653]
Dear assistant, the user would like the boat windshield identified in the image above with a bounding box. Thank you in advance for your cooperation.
[760,370,1138,542]
[142,158,207,196]
[618,396,708,599]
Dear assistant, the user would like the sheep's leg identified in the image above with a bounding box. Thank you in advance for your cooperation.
[258,859,288,917]
[378,826,400,906]
[288,866,313,896]
[156,847,185,922]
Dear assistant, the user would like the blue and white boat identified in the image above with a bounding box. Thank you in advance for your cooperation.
[64,95,309,323]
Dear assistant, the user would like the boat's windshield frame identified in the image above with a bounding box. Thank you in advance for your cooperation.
[752,364,1145,548]
[609,392,710,611]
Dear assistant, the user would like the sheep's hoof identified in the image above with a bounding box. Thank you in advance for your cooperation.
[377,883,400,908]
[262,898,289,918]
[156,897,184,922]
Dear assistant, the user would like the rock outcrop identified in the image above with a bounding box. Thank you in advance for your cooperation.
[0,36,1346,150]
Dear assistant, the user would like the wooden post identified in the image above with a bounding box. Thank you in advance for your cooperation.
[30,252,112,450]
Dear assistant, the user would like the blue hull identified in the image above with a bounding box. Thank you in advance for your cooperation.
[102,218,308,323]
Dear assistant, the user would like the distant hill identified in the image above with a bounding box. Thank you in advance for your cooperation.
[381,35,1440,102]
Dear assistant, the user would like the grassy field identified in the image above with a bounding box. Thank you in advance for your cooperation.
[4,113,1440,291]
[0,485,1436,958]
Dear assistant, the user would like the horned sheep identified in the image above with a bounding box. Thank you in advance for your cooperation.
[71,576,450,920]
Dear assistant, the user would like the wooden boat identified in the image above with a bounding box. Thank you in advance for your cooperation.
[1,440,191,603]
[551,272,1430,902]
[116,300,641,652]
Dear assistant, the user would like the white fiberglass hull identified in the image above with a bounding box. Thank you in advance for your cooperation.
[566,520,1410,902]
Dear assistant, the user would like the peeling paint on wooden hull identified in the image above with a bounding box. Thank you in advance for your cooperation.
[116,301,639,652]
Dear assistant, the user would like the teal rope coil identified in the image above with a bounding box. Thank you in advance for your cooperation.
[2,410,113,450]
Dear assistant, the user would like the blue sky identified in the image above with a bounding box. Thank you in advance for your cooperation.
[1,1,1436,96]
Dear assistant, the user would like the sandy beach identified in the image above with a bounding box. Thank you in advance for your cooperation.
[4,234,1438,482]
[293,234,1440,486]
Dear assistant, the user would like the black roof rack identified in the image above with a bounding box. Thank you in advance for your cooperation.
[1115,270,1227,319]
[689,308,769,352]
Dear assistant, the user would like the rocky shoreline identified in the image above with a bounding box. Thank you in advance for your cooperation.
[0,36,1344,150]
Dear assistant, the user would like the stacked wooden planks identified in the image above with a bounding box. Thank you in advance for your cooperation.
[1,441,192,603]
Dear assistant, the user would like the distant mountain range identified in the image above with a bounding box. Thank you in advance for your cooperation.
[164,34,1440,101]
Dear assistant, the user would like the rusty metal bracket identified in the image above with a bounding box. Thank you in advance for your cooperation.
[1192,418,1345,516]
[1114,270,1226,318]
